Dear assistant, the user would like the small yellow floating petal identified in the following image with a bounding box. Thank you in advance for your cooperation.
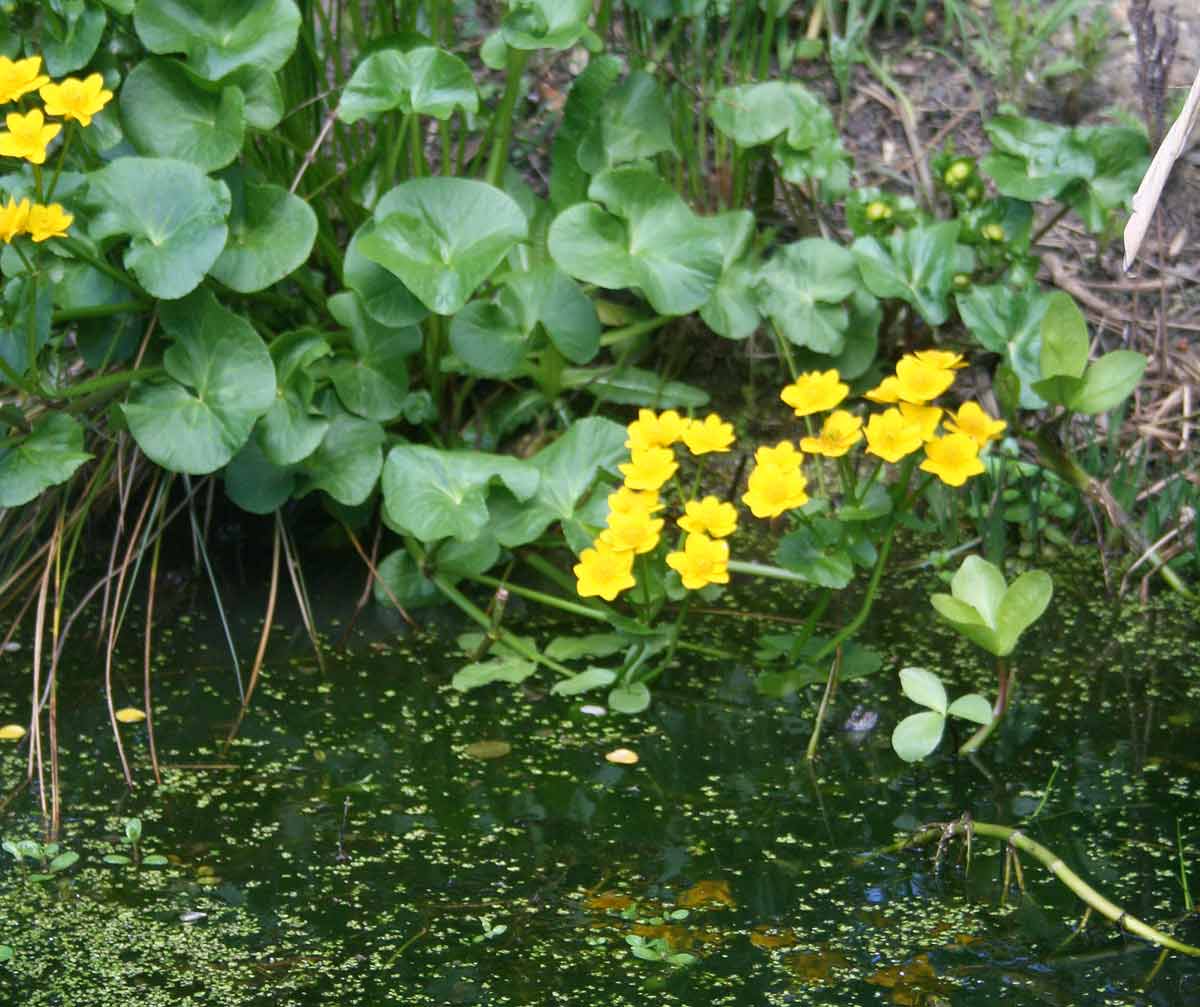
[115,707,147,724]
[0,723,27,741]
[604,747,639,765]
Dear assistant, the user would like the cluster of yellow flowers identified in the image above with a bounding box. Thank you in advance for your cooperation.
[574,409,739,601]
[0,55,113,245]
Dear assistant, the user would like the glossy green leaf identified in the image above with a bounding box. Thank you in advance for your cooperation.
[775,525,854,589]
[326,291,418,420]
[699,211,759,340]
[43,7,105,76]
[525,266,601,364]
[338,46,478,124]
[955,282,1050,408]
[899,667,947,715]
[891,710,945,763]
[87,158,231,300]
[449,298,528,378]
[1066,351,1147,415]
[981,116,1093,201]
[373,536,501,610]
[256,328,331,466]
[134,0,302,80]
[544,633,626,662]
[947,693,994,726]
[993,570,1053,656]
[381,445,539,543]
[951,555,1008,629]
[227,66,284,129]
[120,58,246,171]
[0,414,91,507]
[297,409,384,506]
[501,0,592,50]
[548,168,731,315]
[710,81,833,149]
[122,290,274,474]
[358,178,527,315]
[223,437,294,514]
[550,54,621,210]
[577,70,677,172]
[853,221,961,326]
[0,275,52,377]
[608,681,651,714]
[343,225,428,327]
[489,417,628,547]
[1039,291,1089,380]
[210,179,317,293]
[757,239,858,353]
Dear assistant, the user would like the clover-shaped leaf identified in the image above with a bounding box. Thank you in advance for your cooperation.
[931,555,1052,657]
[892,666,993,763]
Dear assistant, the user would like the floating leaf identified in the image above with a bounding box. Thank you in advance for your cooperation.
[608,682,651,714]
[0,414,91,507]
[120,57,246,172]
[898,667,947,715]
[452,655,537,691]
[545,633,627,662]
[551,667,618,696]
[947,694,993,726]
[87,157,231,300]
[464,740,512,760]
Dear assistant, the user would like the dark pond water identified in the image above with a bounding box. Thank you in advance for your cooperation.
[1,551,1198,1005]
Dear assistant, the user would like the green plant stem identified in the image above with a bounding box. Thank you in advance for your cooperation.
[469,573,607,623]
[1031,203,1072,245]
[599,314,671,347]
[46,123,74,203]
[50,367,162,403]
[958,657,1013,754]
[485,47,530,188]
[757,0,778,79]
[726,559,817,583]
[55,237,144,297]
[661,592,691,671]
[52,300,151,323]
[882,819,1200,957]
[805,644,840,761]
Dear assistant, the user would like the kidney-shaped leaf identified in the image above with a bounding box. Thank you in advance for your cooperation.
[326,291,419,420]
[297,411,384,506]
[343,226,428,328]
[382,444,539,543]
[898,667,948,715]
[256,327,330,466]
[87,158,230,300]
[449,298,528,378]
[756,239,857,353]
[501,0,592,50]
[134,0,302,80]
[122,290,274,474]
[0,414,91,507]
[338,46,478,124]
[710,81,833,149]
[210,180,317,293]
[891,710,946,763]
[120,58,245,172]
[358,178,527,315]
[853,221,961,326]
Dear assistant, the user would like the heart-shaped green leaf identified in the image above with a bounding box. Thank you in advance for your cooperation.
[891,710,946,763]
[296,409,384,506]
[549,54,622,210]
[134,0,302,80]
[577,70,677,173]
[501,0,592,50]
[853,221,961,326]
[710,81,833,149]
[775,525,854,589]
[449,298,528,378]
[505,265,601,364]
[326,291,419,420]
[87,157,230,300]
[0,414,91,507]
[955,282,1051,408]
[489,417,628,547]
[120,57,246,172]
[899,666,948,715]
[223,437,295,514]
[122,290,274,474]
[545,634,627,662]
[1039,290,1089,380]
[343,225,429,328]
[338,46,478,124]
[43,6,105,76]
[756,239,858,353]
[210,177,317,293]
[358,178,527,315]
[981,116,1094,201]
[381,445,539,543]
[374,536,501,610]
[255,327,331,466]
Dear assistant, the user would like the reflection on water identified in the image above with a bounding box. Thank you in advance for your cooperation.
[0,555,1197,1004]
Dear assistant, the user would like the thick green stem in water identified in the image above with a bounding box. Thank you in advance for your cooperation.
[959,657,1012,754]
[882,818,1200,957]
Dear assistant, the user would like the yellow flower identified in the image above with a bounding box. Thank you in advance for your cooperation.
[618,446,678,491]
[912,348,967,371]
[0,108,61,164]
[944,401,1006,449]
[27,202,72,242]
[898,401,942,441]
[0,195,29,243]
[920,433,985,487]
[682,413,734,455]
[0,56,49,104]
[38,73,113,127]
[678,495,738,538]
[574,543,637,601]
[780,369,848,416]
[864,375,902,404]
[894,355,956,404]
[753,440,803,470]
[0,723,27,741]
[800,409,863,458]
[607,486,662,518]
[599,509,664,555]
[625,409,689,451]
[864,408,924,463]
[865,200,893,222]
[666,532,730,590]
[742,462,809,519]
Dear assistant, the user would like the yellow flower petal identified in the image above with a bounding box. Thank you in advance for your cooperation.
[742,463,809,519]
[618,446,678,491]
[0,723,27,741]
[665,532,730,590]
[38,73,113,127]
[0,196,30,243]
[0,108,61,165]
[26,203,72,242]
[677,496,738,538]
[799,409,863,458]
[894,356,956,404]
[944,401,1006,449]
[681,413,735,455]
[864,408,924,463]
[573,544,636,601]
[0,56,49,104]
[920,433,985,486]
[115,707,147,724]
[780,369,848,416]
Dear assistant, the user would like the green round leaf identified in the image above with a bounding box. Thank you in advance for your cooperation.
[210,179,317,293]
[891,710,946,763]
[256,328,331,466]
[344,225,429,328]
[298,411,385,506]
[227,66,285,129]
[120,58,246,172]
[326,291,417,420]
[946,694,994,726]
[898,667,948,715]
[757,238,857,353]
[122,290,275,474]
[577,70,677,172]
[608,681,651,714]
[449,299,528,378]
[501,0,592,50]
[44,7,106,76]
[950,555,1008,630]
[358,178,527,316]
[338,46,479,124]
[134,0,302,80]
[224,437,296,514]
[0,414,91,507]
[710,81,833,149]
[87,158,231,300]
